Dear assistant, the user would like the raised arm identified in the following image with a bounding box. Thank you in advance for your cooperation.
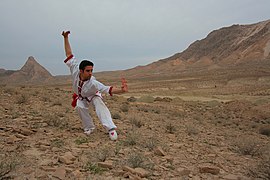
[62,31,72,57]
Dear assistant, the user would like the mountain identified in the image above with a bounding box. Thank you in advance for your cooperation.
[98,19,270,80]
[132,20,270,72]
[0,68,16,76]
[1,20,270,85]
[2,56,53,85]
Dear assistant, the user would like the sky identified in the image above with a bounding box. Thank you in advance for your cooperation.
[0,0,269,75]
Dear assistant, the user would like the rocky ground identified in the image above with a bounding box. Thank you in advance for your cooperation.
[0,75,270,179]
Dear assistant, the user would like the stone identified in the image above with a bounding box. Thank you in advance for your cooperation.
[6,135,22,144]
[192,175,201,180]
[58,152,76,165]
[176,167,191,176]
[199,165,220,175]
[97,161,113,169]
[39,159,53,166]
[19,127,34,136]
[154,147,166,156]
[71,170,82,178]
[134,167,150,178]
[127,96,137,102]
[223,174,239,180]
[164,155,174,163]
[123,166,136,174]
[52,166,66,180]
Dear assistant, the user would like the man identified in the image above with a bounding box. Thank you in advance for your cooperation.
[62,31,128,140]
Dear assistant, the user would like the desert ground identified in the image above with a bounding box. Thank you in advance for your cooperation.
[1,66,270,180]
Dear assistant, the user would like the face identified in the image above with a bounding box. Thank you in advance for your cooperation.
[80,66,93,81]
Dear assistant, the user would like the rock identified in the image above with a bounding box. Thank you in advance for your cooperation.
[70,147,81,157]
[39,159,53,166]
[164,155,174,163]
[123,166,136,174]
[223,174,239,180]
[15,133,27,139]
[58,152,76,165]
[199,165,220,175]
[127,96,137,102]
[52,166,66,180]
[124,172,141,180]
[35,169,48,178]
[154,146,166,156]
[41,166,55,172]
[123,166,150,178]
[6,135,22,144]
[113,170,126,176]
[39,145,50,151]
[134,167,150,178]
[21,167,33,174]
[97,161,113,169]
[176,167,191,176]
[192,175,201,180]
[18,127,34,136]
[71,170,82,179]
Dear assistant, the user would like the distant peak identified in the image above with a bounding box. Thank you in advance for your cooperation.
[26,56,37,62]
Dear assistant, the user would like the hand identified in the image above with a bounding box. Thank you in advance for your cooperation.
[62,31,70,38]
[121,78,128,92]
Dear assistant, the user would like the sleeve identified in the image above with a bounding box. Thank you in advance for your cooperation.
[64,54,79,75]
[93,80,112,95]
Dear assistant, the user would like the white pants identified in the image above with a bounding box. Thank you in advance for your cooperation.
[75,96,117,132]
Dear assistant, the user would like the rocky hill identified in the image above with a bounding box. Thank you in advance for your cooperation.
[134,19,270,73]
[96,19,270,81]
[1,56,53,85]
[1,19,270,85]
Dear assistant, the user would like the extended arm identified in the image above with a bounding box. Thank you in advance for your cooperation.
[111,78,128,94]
[62,31,72,57]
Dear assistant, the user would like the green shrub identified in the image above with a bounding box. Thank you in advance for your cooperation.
[186,124,199,135]
[75,137,89,145]
[0,157,17,179]
[166,123,176,134]
[232,136,261,156]
[138,95,155,103]
[84,162,105,174]
[130,115,144,128]
[120,103,129,112]
[127,152,144,168]
[112,112,121,120]
[144,137,158,151]
[96,147,111,162]
[16,94,28,104]
[124,131,139,146]
[51,138,65,148]
[249,150,270,179]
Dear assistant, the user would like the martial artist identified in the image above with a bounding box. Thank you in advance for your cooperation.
[62,31,128,140]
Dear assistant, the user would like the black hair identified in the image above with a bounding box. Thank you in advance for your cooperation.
[79,60,94,70]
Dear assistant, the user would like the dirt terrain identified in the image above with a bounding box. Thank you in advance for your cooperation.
[0,19,270,180]
[1,66,270,180]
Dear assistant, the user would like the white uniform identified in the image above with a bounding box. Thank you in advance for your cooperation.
[65,55,117,131]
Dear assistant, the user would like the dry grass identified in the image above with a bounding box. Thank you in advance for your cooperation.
[249,148,270,179]
[123,130,139,146]
[127,152,145,168]
[166,123,176,134]
[231,136,262,156]
[0,156,18,179]
[130,114,144,128]
[83,162,105,175]
[95,146,111,162]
